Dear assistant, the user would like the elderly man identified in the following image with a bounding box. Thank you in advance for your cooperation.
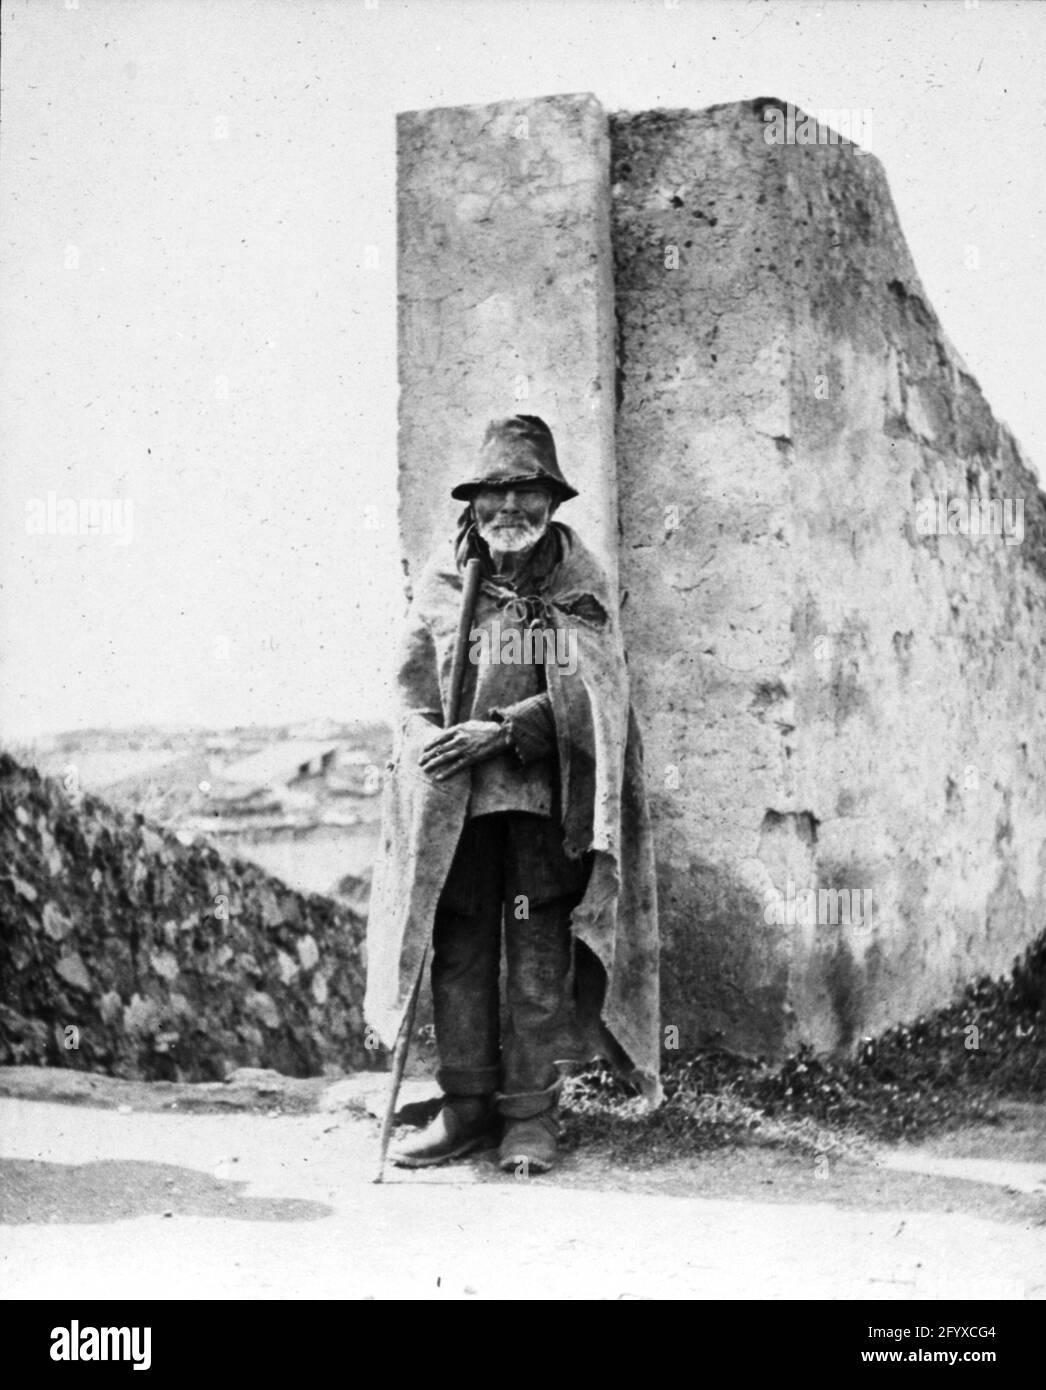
[365,415,660,1174]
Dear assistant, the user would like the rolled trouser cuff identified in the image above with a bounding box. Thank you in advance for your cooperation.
[437,1064,500,1098]
[495,1077,562,1120]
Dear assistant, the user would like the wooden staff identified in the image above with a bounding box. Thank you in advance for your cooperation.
[374,557,482,1182]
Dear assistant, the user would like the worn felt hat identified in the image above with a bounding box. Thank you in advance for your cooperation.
[450,415,579,502]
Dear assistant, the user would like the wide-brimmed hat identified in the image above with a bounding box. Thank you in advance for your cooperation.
[450,415,579,502]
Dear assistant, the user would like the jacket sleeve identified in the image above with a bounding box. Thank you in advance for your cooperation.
[489,691,556,764]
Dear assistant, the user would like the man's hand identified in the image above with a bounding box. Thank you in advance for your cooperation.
[418,720,510,781]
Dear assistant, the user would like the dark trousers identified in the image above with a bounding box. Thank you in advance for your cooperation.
[432,812,590,1119]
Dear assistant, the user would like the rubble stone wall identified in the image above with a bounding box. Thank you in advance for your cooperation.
[0,755,373,1080]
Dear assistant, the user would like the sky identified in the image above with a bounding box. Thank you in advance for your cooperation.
[2,0,1044,740]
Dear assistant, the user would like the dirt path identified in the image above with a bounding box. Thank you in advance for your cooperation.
[1,1068,1043,1300]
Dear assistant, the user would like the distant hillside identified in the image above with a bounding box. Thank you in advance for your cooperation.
[21,720,392,826]
[0,753,376,1081]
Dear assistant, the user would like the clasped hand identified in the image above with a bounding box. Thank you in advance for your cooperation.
[418,719,509,781]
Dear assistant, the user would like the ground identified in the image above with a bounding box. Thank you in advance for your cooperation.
[0,1066,1043,1301]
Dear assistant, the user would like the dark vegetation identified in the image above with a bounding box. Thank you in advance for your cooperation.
[563,930,1046,1161]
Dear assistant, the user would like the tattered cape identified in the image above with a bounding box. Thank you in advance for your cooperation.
[363,523,661,1102]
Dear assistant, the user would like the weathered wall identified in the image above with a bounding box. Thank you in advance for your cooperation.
[612,100,1046,1056]
[397,94,1046,1060]
[397,93,618,583]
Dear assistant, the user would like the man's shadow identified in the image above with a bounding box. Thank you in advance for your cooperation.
[0,1158,331,1225]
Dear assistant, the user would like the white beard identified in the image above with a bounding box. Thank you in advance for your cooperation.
[477,516,549,554]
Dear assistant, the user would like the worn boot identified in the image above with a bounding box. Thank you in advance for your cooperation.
[390,1096,497,1168]
[497,1111,559,1175]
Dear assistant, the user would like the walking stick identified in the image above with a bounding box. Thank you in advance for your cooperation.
[374,556,483,1182]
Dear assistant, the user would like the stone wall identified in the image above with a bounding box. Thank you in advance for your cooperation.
[612,100,1046,1055]
[397,93,618,584]
[397,95,1046,1058]
[0,754,373,1079]
[611,105,800,1054]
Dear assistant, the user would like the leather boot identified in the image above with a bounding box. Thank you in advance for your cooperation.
[497,1111,559,1175]
[390,1096,497,1168]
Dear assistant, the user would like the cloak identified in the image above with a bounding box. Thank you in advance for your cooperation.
[363,522,661,1103]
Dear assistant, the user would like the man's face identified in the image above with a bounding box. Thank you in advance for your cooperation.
[473,482,555,553]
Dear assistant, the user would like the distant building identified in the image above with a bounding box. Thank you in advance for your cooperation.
[220,740,340,786]
[35,727,386,898]
[210,741,341,812]
[326,748,381,797]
